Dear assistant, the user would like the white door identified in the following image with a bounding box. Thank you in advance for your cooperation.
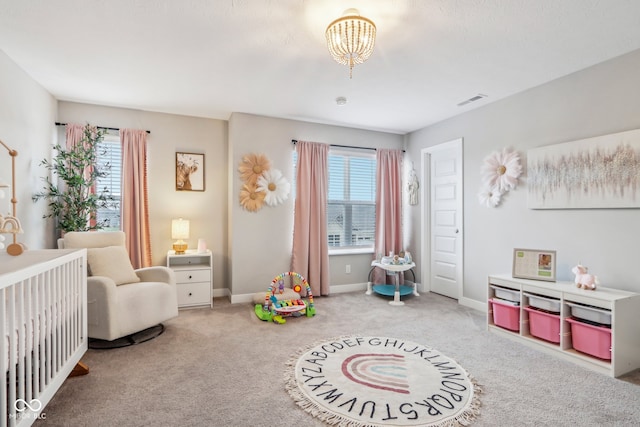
[421,139,463,299]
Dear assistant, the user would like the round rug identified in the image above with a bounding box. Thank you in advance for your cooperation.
[285,336,481,427]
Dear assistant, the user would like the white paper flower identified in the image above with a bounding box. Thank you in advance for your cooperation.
[257,169,290,207]
[478,186,502,207]
[482,148,522,193]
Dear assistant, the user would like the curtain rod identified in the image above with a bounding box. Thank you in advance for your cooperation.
[55,122,151,134]
[291,139,376,151]
[291,139,404,152]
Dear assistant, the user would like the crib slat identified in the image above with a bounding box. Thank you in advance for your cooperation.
[24,276,33,405]
[1,287,7,427]
[8,285,17,424]
[30,275,40,401]
[17,280,25,409]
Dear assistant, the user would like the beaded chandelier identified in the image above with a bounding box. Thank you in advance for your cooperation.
[325,8,376,78]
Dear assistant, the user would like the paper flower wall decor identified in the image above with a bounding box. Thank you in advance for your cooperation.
[481,148,523,193]
[257,168,290,207]
[478,187,502,208]
[238,153,271,185]
[478,148,523,208]
[239,183,266,212]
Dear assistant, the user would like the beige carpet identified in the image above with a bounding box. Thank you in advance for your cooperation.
[38,291,639,426]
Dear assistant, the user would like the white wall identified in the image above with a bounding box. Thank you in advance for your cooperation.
[0,50,58,250]
[407,48,640,303]
[228,113,404,297]
[57,102,228,291]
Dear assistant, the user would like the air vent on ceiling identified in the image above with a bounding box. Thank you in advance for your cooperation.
[457,93,487,107]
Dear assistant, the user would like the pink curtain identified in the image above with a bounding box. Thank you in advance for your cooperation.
[120,129,151,268]
[65,123,84,149]
[291,141,330,296]
[373,149,404,284]
[65,123,97,228]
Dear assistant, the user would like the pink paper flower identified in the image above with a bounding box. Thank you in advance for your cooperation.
[482,148,522,193]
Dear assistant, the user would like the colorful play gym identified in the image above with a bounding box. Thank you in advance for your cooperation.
[254,271,316,324]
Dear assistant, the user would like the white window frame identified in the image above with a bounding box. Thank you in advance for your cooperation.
[327,148,376,255]
[95,134,121,231]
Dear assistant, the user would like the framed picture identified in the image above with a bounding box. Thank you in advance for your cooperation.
[176,152,205,191]
[512,249,556,282]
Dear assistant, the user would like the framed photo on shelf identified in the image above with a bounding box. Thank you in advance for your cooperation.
[176,152,205,191]
[512,248,556,282]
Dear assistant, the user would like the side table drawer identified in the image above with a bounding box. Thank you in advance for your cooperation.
[177,282,211,307]
[175,269,210,283]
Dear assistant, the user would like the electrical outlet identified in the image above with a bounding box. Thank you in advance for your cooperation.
[346,264,351,274]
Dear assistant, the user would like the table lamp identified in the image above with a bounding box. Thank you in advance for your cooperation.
[0,139,24,256]
[171,218,189,254]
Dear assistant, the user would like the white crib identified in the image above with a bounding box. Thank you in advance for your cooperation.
[1,249,87,427]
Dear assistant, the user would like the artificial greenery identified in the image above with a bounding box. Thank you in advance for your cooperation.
[33,124,116,233]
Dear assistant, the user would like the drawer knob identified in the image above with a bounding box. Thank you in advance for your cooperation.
[189,292,193,296]
[188,275,192,279]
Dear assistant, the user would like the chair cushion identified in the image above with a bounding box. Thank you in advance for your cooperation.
[63,231,126,248]
[87,246,141,285]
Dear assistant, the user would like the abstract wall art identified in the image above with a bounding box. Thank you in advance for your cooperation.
[527,129,640,209]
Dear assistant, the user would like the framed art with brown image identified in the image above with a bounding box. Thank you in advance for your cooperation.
[176,152,205,191]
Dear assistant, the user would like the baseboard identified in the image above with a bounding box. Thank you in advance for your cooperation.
[212,288,229,299]
[459,296,486,313]
[224,283,485,311]
[229,281,372,304]
[331,282,368,294]
[230,293,255,304]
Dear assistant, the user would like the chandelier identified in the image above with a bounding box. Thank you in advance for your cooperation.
[325,8,376,78]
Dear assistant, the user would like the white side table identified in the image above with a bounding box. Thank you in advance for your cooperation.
[367,261,418,306]
[166,250,213,309]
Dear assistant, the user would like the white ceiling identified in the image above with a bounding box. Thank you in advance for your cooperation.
[1,0,640,135]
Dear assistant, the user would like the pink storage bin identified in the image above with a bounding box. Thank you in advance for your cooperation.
[566,317,612,360]
[524,306,560,344]
[490,298,520,332]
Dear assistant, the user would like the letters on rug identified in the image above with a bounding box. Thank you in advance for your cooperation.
[285,336,482,427]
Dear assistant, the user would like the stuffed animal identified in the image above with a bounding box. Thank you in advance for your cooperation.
[572,264,599,290]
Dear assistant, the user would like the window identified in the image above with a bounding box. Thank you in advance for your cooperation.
[292,147,376,251]
[96,135,121,231]
[327,150,376,250]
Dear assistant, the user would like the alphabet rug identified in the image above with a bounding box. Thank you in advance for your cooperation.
[285,336,482,426]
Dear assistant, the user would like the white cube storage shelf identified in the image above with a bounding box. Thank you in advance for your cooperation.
[167,250,213,309]
[488,274,640,377]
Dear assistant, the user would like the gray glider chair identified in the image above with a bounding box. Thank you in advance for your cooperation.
[61,231,178,341]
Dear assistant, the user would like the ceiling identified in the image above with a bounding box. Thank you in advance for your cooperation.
[1,0,640,135]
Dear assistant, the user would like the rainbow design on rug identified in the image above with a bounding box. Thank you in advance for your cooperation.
[342,353,410,394]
